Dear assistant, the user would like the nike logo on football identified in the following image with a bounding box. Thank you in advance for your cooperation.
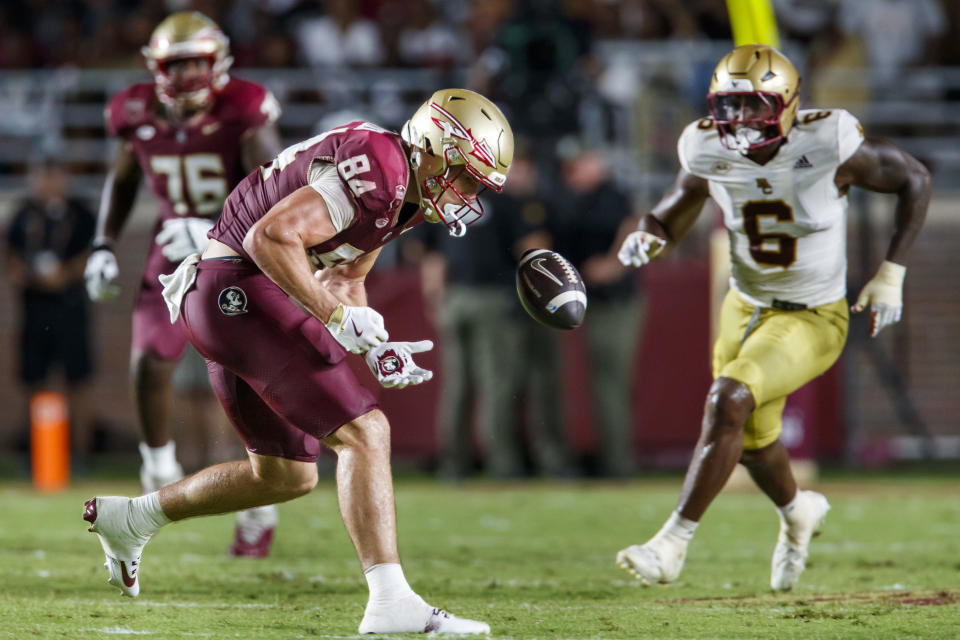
[530,258,563,286]
[121,559,138,587]
[352,321,363,337]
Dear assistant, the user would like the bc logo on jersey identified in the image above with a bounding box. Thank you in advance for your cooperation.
[218,286,248,316]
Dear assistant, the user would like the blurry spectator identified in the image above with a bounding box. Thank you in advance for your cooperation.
[394,0,465,69]
[553,139,644,478]
[424,148,570,479]
[3,157,96,466]
[470,0,593,140]
[837,0,946,94]
[295,0,384,69]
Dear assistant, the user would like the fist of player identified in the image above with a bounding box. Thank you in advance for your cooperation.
[325,304,389,354]
[156,217,214,263]
[617,230,667,268]
[851,261,906,338]
[84,248,120,301]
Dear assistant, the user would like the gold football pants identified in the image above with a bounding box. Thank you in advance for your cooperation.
[712,289,849,450]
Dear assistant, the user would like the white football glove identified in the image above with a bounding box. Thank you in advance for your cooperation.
[324,303,389,354]
[851,260,906,338]
[365,340,434,389]
[84,247,120,301]
[156,217,214,262]
[617,230,667,267]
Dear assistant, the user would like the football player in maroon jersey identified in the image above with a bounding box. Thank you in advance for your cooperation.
[83,12,283,557]
[84,88,514,634]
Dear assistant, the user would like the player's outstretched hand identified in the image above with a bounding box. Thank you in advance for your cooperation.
[617,230,667,267]
[85,247,120,301]
[325,304,389,354]
[364,340,434,389]
[156,218,214,262]
[851,260,906,338]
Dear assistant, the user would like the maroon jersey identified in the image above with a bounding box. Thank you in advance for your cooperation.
[211,121,423,269]
[105,76,279,223]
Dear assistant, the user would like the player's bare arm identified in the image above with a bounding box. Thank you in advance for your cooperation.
[95,141,143,243]
[243,185,344,323]
[835,137,932,264]
[646,168,711,245]
[620,168,709,267]
[315,247,382,307]
[241,123,283,174]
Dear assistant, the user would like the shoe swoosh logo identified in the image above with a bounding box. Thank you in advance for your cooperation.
[530,258,563,286]
[121,560,138,588]
[351,321,363,337]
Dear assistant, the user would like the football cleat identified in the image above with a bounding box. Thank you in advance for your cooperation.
[84,497,152,597]
[771,490,830,591]
[424,609,491,635]
[616,532,688,586]
[229,505,277,558]
[358,594,490,635]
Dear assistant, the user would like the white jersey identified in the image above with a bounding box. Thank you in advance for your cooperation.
[678,109,865,308]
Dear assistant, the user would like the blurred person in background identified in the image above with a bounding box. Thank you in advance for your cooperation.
[424,144,570,480]
[82,11,283,557]
[4,157,96,469]
[553,138,644,478]
[837,0,946,96]
[615,44,931,592]
[84,88,513,635]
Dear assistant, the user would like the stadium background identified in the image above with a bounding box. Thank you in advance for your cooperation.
[0,0,958,476]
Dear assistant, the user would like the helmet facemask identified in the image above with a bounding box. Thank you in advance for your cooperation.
[708,91,785,154]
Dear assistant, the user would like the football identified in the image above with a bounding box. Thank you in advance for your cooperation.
[515,248,587,330]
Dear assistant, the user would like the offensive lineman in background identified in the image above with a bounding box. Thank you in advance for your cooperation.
[616,45,930,590]
[83,12,283,556]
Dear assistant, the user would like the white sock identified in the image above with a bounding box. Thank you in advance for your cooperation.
[661,510,698,542]
[364,563,418,608]
[139,441,178,470]
[777,490,801,519]
[128,492,172,539]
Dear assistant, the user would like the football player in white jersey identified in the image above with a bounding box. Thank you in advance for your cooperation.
[615,44,931,591]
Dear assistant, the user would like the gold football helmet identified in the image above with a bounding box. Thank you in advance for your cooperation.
[401,88,513,236]
[142,12,232,111]
[707,44,800,154]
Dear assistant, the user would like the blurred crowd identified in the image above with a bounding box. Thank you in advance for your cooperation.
[1,0,958,73]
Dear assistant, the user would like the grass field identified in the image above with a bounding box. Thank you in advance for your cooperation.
[1,472,958,639]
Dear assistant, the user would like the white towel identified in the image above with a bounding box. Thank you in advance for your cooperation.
[158,253,200,323]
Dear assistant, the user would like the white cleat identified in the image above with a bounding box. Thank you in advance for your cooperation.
[771,490,830,591]
[423,608,491,635]
[358,593,490,635]
[616,532,687,585]
[83,497,152,597]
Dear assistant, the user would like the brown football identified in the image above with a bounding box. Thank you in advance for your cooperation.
[515,248,587,330]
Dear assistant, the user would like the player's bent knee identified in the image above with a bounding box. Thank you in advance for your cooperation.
[250,454,318,497]
[323,410,390,455]
[704,377,756,429]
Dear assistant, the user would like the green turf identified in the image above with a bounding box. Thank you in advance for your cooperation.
[0,475,958,639]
